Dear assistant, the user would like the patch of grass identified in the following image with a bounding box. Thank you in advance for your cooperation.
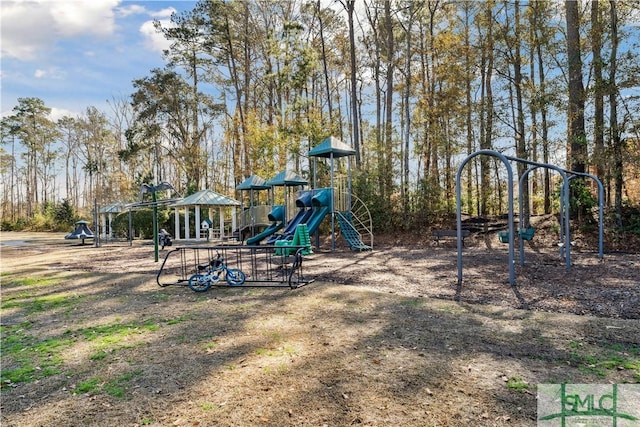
[436,303,463,313]
[262,363,289,374]
[256,348,275,356]
[76,371,142,398]
[2,320,162,385]
[282,344,297,356]
[3,276,60,288]
[0,293,34,309]
[1,293,83,313]
[256,344,296,357]
[400,299,423,307]
[103,382,125,398]
[506,376,529,393]
[33,294,83,312]
[78,321,160,351]
[103,371,142,399]
[153,293,170,302]
[1,325,74,384]
[140,418,154,425]
[77,378,101,394]
[89,351,109,361]
[165,315,192,325]
[264,330,283,343]
[202,340,218,351]
[200,402,215,411]
[566,341,640,379]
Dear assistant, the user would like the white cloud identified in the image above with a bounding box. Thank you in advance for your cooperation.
[50,106,80,122]
[50,0,119,37]
[1,1,57,60]
[117,4,146,18]
[628,8,640,27]
[151,7,177,18]
[140,19,174,53]
[0,0,120,60]
[33,67,65,80]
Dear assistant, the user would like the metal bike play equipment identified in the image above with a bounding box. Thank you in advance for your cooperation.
[188,252,246,292]
[157,244,311,289]
[455,149,605,286]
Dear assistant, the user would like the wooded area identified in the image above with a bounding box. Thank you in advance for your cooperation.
[1,0,639,233]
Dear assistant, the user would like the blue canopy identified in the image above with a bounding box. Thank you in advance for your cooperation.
[236,174,271,191]
[266,170,307,187]
[308,136,356,158]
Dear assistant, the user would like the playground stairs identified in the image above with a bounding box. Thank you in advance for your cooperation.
[292,224,313,255]
[336,212,372,251]
[275,224,313,256]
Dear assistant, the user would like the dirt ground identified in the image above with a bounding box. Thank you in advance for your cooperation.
[1,230,639,427]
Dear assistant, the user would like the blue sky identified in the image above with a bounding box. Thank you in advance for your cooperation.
[1,0,198,120]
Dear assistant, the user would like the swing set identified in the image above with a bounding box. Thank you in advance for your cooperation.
[455,149,604,286]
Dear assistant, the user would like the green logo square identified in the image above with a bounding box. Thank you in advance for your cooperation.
[538,384,640,426]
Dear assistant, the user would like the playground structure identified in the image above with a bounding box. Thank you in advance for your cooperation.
[239,136,373,252]
[96,136,372,279]
[157,244,311,289]
[455,149,604,286]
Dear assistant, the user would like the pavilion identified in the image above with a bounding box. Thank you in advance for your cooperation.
[170,189,241,241]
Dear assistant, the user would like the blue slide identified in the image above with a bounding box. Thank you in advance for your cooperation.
[246,205,285,245]
[266,192,313,244]
[269,188,332,243]
[305,189,332,236]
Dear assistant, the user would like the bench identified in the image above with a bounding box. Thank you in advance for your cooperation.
[432,229,470,246]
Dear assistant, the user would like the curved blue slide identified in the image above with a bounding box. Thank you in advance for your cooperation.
[246,205,285,245]
[305,188,332,236]
[268,188,332,243]
[266,192,313,244]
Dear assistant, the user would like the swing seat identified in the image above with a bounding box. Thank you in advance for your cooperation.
[498,231,509,243]
[518,227,535,241]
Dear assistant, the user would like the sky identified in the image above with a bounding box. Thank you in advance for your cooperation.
[1,0,198,121]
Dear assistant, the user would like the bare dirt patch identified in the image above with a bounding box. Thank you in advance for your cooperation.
[1,231,639,427]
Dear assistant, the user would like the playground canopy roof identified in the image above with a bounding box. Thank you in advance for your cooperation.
[98,201,128,214]
[308,136,356,158]
[236,174,270,191]
[170,189,241,207]
[266,170,308,187]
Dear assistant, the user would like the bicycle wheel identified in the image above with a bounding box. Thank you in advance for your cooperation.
[188,274,211,292]
[225,269,246,286]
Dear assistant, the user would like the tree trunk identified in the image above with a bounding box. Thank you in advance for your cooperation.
[592,0,605,180]
[346,0,361,166]
[464,3,474,215]
[533,7,551,214]
[479,1,495,216]
[383,0,394,203]
[565,0,587,174]
[513,0,529,225]
[608,0,623,225]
